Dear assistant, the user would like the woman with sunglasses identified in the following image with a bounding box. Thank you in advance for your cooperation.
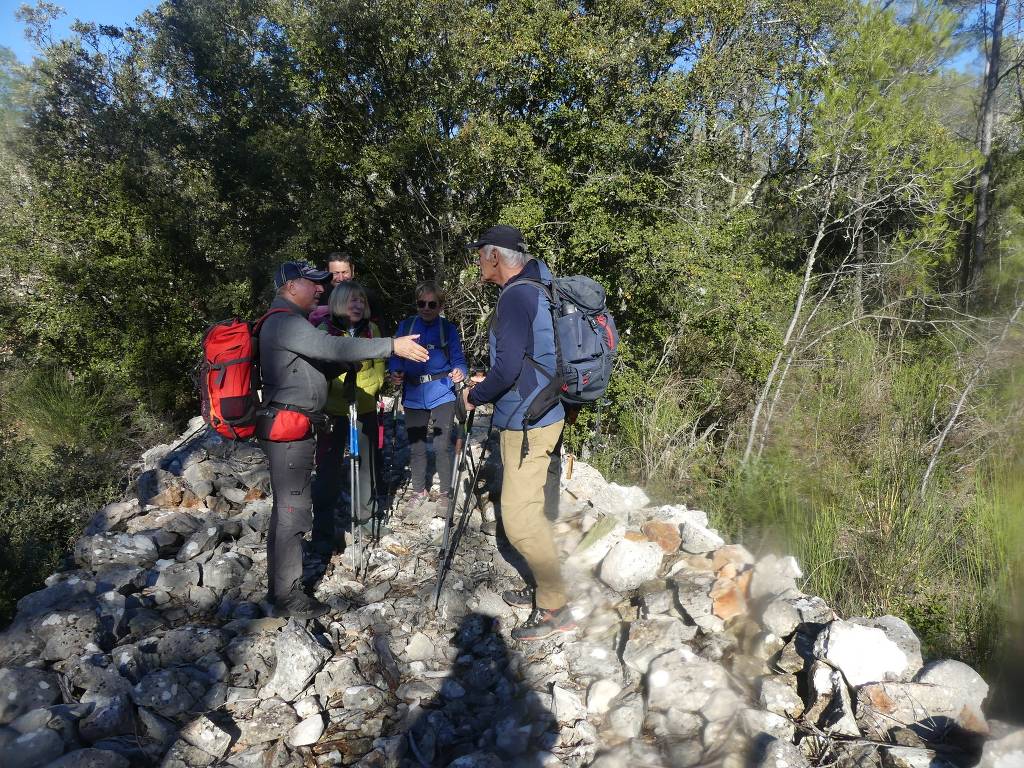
[388,281,468,512]
[309,281,386,549]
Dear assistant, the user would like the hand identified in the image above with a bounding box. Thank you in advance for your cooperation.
[462,385,475,412]
[393,335,429,363]
[449,368,465,384]
[389,371,405,386]
[471,371,486,384]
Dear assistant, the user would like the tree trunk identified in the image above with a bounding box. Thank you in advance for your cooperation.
[965,0,1006,296]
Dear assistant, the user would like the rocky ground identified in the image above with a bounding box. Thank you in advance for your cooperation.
[1,410,1022,768]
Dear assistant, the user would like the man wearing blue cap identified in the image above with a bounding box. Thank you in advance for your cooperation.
[258,261,428,619]
[462,226,576,641]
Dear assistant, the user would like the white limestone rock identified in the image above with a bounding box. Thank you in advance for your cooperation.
[599,539,664,593]
[680,521,725,554]
[813,619,908,686]
[180,715,232,758]
[646,647,731,713]
[286,714,325,747]
[586,679,622,715]
[551,685,586,724]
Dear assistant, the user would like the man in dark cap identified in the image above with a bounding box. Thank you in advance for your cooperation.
[462,226,576,641]
[258,261,428,619]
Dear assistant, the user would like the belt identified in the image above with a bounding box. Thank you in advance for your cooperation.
[416,371,451,385]
[266,402,329,426]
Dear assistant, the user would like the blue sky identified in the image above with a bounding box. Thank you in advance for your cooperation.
[1,1,154,63]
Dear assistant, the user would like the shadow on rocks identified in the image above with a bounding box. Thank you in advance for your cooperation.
[398,612,556,768]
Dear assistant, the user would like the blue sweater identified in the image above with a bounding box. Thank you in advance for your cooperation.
[469,259,565,430]
[387,316,468,410]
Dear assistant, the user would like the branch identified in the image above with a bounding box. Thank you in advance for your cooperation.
[919,298,1024,499]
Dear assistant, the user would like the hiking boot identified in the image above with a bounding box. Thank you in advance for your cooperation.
[435,492,452,516]
[271,590,330,621]
[502,587,534,609]
[511,605,577,641]
[403,489,429,512]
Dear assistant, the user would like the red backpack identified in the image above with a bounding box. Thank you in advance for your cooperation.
[199,309,288,440]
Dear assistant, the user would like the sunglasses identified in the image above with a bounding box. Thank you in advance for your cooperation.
[417,300,439,309]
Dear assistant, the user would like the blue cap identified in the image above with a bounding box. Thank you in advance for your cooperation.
[274,261,330,289]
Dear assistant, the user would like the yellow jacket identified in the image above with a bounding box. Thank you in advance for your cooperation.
[322,320,385,416]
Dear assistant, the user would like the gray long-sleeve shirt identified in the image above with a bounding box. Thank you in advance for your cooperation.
[259,296,394,413]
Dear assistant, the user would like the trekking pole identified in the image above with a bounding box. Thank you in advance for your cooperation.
[384,390,401,525]
[433,417,495,609]
[349,401,364,577]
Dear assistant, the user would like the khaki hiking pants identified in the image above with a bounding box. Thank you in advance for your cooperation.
[499,420,567,610]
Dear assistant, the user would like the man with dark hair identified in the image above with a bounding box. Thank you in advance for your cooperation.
[462,226,576,641]
[258,261,428,619]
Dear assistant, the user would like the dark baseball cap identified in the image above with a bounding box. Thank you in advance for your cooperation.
[273,261,331,289]
[467,224,528,252]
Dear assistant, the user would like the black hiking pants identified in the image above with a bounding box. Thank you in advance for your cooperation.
[259,435,316,601]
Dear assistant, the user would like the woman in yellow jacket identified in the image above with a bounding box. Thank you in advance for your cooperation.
[310,281,385,551]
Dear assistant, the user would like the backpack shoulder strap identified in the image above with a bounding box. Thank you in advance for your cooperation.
[252,307,291,335]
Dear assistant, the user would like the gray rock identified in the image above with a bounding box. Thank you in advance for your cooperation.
[882,747,948,768]
[313,657,365,703]
[183,462,216,498]
[0,668,61,724]
[494,715,531,757]
[403,632,435,662]
[136,708,177,751]
[739,708,796,742]
[586,679,622,715]
[74,534,158,568]
[646,648,730,713]
[0,726,65,768]
[176,525,222,562]
[43,747,131,768]
[159,739,216,768]
[0,622,45,666]
[680,520,725,553]
[749,554,802,600]
[551,685,586,724]
[977,726,1024,768]
[606,691,645,739]
[914,659,988,709]
[566,639,623,680]
[203,552,250,592]
[599,539,664,592]
[622,617,696,674]
[755,738,812,768]
[646,706,702,738]
[157,626,229,667]
[79,694,134,742]
[258,620,331,702]
[448,753,504,768]
[180,715,232,758]
[855,681,988,740]
[83,500,141,537]
[131,669,207,717]
[639,586,675,615]
[92,567,144,595]
[153,561,201,592]
[759,674,803,718]
[341,686,386,712]
[671,570,716,624]
[233,698,299,746]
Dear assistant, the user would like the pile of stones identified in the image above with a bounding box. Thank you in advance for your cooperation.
[0,414,1021,768]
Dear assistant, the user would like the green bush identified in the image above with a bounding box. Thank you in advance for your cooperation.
[0,365,173,626]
